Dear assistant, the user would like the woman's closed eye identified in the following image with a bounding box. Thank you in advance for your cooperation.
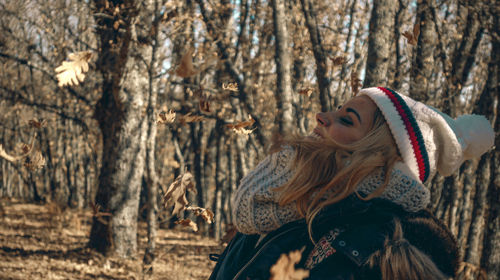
[339,116,353,126]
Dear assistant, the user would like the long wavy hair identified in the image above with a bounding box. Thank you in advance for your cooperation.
[272,108,401,238]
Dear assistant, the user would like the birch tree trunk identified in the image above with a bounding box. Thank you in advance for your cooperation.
[364,0,396,87]
[272,0,294,135]
[88,0,153,258]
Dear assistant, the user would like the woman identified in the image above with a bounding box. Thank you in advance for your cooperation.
[209,87,495,279]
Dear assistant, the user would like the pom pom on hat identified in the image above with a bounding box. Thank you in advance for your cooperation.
[359,87,495,184]
[455,115,495,160]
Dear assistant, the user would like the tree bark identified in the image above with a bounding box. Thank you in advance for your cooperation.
[480,8,499,277]
[300,0,332,112]
[271,0,294,135]
[88,0,152,258]
[410,0,435,102]
[364,0,396,87]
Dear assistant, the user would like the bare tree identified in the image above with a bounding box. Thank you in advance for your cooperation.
[271,0,294,135]
[88,0,156,258]
[364,0,396,87]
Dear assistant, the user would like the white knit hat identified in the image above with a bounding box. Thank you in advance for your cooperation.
[360,87,495,184]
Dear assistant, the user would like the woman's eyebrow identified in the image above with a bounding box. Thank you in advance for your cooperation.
[346,108,362,124]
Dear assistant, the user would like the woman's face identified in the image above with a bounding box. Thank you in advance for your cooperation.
[313,95,377,144]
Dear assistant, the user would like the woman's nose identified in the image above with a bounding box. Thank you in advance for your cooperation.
[316,113,330,127]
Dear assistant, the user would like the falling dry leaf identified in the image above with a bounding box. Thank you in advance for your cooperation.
[270,247,309,280]
[0,143,33,163]
[55,51,92,87]
[298,89,313,97]
[28,119,47,129]
[186,206,214,224]
[220,224,237,244]
[175,48,198,78]
[330,56,346,66]
[227,115,256,135]
[222,83,238,92]
[163,172,197,216]
[178,112,205,125]
[24,150,45,171]
[402,21,420,45]
[197,90,211,113]
[158,110,176,124]
[350,71,362,96]
[226,115,255,130]
[175,218,198,232]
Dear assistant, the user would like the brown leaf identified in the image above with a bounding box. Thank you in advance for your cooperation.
[226,115,256,135]
[29,118,47,129]
[197,90,211,113]
[350,71,362,96]
[402,30,417,45]
[0,143,33,163]
[178,112,205,125]
[413,20,421,41]
[186,206,214,224]
[222,83,238,92]
[157,110,176,124]
[24,150,45,171]
[163,172,197,216]
[175,48,198,78]
[270,247,309,280]
[297,89,313,97]
[330,56,346,66]
[220,224,237,244]
[175,218,198,232]
[226,115,255,130]
[55,51,92,87]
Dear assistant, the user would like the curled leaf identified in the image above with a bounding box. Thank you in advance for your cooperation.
[227,115,256,135]
[350,71,362,96]
[0,143,33,163]
[158,110,176,124]
[55,51,92,87]
[330,56,346,66]
[175,48,198,78]
[270,247,309,280]
[175,218,198,232]
[220,224,238,244]
[178,112,205,125]
[402,21,420,45]
[29,118,47,129]
[163,172,197,216]
[222,83,238,92]
[186,206,214,224]
[197,90,211,113]
[298,89,313,97]
[24,150,45,171]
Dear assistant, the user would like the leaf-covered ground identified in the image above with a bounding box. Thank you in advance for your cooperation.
[0,198,223,279]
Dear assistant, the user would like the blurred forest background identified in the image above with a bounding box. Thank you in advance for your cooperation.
[0,0,498,279]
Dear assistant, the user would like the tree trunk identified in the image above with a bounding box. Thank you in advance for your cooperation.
[300,0,332,111]
[364,0,396,87]
[480,8,499,277]
[271,0,294,135]
[88,0,152,258]
[409,0,435,102]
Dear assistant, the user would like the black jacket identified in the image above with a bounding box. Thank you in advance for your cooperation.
[209,195,458,280]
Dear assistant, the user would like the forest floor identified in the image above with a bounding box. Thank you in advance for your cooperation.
[0,198,224,280]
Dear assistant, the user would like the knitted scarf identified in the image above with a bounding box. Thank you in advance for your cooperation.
[231,147,430,234]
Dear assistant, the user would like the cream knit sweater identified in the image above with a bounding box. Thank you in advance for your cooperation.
[231,146,430,234]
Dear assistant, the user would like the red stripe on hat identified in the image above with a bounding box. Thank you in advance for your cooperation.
[377,87,427,182]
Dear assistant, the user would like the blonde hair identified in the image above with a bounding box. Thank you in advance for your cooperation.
[367,218,449,279]
[273,108,400,239]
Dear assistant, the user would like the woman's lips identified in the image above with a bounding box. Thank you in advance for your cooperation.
[312,128,322,139]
